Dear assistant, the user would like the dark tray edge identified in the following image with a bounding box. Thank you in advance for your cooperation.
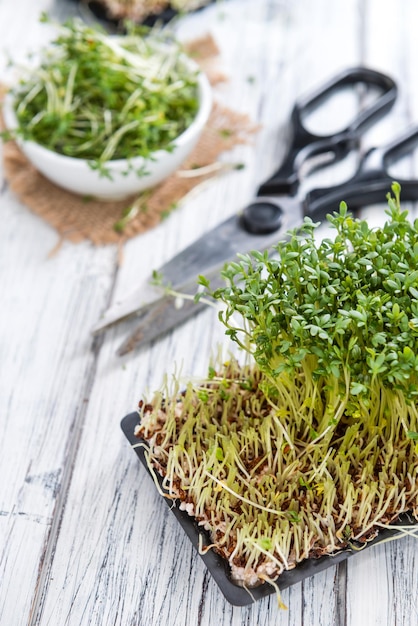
[121,411,417,606]
[65,0,218,28]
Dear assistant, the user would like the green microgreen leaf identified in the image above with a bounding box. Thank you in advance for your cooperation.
[204,183,418,401]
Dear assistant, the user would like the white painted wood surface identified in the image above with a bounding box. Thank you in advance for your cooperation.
[0,0,417,624]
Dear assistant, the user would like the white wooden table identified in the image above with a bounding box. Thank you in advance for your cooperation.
[1,1,418,624]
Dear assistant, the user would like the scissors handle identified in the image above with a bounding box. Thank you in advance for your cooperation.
[305,127,418,219]
[257,67,397,197]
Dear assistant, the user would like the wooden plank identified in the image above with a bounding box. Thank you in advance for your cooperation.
[0,3,117,623]
[390,535,418,626]
[0,183,116,623]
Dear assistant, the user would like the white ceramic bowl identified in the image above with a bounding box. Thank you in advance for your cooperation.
[3,67,212,200]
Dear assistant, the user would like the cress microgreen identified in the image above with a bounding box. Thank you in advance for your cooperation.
[135,184,418,591]
[206,183,418,402]
[5,17,200,176]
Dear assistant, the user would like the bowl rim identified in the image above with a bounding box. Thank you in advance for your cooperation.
[2,61,212,168]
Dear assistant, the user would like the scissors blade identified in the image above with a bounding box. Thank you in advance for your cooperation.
[92,197,297,334]
[91,282,165,334]
[116,267,224,355]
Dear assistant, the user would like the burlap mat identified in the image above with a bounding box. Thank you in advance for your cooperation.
[1,35,258,246]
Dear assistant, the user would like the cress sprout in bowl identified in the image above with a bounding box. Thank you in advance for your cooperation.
[2,17,212,199]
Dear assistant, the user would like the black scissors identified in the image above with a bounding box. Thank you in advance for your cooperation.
[91,66,418,354]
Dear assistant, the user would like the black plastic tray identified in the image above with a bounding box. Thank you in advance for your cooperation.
[121,411,417,606]
[64,0,217,28]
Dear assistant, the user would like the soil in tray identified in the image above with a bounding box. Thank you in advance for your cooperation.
[121,355,418,605]
[121,410,417,606]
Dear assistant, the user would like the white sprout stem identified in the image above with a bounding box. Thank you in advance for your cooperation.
[96,33,168,78]
[203,471,287,516]
[99,119,141,162]
[243,537,286,571]
[16,81,43,115]
[176,162,241,178]
[63,62,78,113]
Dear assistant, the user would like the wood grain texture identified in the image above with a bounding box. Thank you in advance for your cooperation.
[1,0,417,625]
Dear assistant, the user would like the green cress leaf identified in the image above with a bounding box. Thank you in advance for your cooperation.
[204,184,418,401]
